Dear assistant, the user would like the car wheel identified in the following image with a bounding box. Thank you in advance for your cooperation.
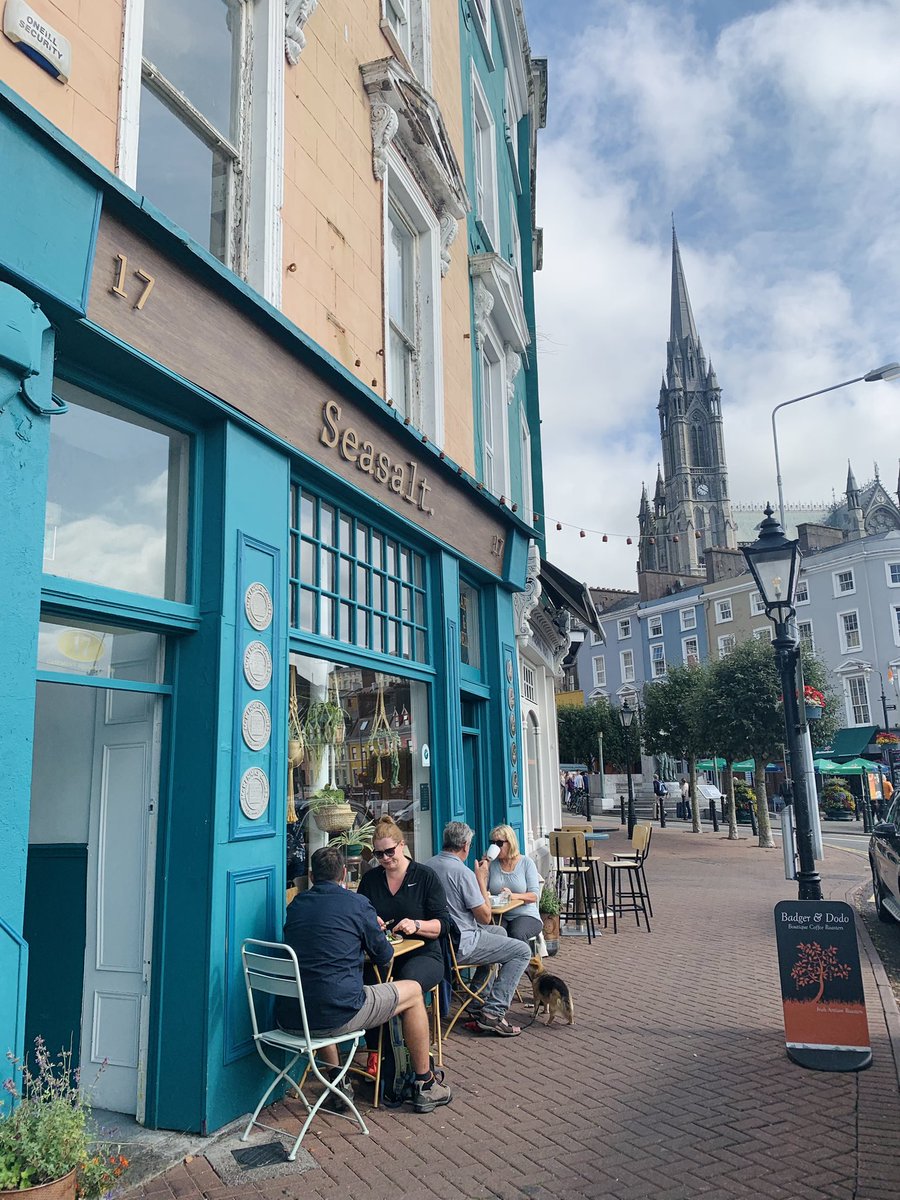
[871,859,895,924]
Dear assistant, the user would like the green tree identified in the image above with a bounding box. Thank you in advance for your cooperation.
[699,639,782,848]
[557,698,638,774]
[642,664,709,832]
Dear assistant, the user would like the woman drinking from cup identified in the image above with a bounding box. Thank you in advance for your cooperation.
[486,824,542,943]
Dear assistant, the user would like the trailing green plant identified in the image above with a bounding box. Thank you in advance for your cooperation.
[305,786,346,811]
[328,819,377,853]
[538,885,560,916]
[0,1039,127,1197]
[732,780,756,812]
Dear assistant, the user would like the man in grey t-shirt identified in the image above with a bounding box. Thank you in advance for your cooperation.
[428,821,530,1037]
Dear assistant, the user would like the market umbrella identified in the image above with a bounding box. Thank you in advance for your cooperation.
[732,760,755,772]
[813,758,843,774]
[837,757,881,774]
[697,757,726,770]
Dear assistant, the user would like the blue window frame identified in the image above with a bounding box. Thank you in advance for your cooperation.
[289,485,428,663]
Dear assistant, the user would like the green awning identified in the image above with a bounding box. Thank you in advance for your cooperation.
[826,726,878,759]
[732,760,755,772]
[697,758,726,770]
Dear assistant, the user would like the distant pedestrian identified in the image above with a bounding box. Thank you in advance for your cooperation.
[680,777,690,821]
[653,774,667,819]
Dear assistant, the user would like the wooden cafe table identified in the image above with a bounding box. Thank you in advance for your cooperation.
[490,897,524,924]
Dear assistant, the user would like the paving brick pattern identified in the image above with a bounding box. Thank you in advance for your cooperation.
[125,829,900,1200]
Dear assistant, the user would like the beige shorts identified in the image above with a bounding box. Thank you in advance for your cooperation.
[309,982,399,1038]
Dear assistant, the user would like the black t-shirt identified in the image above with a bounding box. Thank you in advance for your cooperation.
[357,859,448,966]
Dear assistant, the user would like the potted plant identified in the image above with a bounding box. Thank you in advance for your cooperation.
[820,778,855,821]
[803,685,826,722]
[306,786,354,833]
[733,780,756,825]
[0,1039,128,1200]
[539,884,560,957]
[328,819,377,856]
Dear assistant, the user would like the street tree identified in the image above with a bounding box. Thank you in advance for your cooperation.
[642,664,709,832]
[699,638,782,848]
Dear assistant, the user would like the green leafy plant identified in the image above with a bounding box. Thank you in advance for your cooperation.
[821,778,855,813]
[0,1039,127,1197]
[538,885,560,916]
[733,780,756,813]
[305,786,346,812]
[328,819,377,853]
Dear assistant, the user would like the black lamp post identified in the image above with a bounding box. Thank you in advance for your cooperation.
[742,505,822,901]
[619,699,636,838]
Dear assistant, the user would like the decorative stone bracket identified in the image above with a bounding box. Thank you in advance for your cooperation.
[285,0,319,65]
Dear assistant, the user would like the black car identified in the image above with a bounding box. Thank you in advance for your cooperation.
[869,797,900,923]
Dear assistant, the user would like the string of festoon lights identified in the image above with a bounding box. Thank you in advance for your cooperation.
[518,510,704,546]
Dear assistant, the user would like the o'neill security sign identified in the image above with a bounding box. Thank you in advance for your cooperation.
[3,1,71,83]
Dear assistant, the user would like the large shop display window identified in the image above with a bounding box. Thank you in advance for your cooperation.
[44,381,189,601]
[287,653,432,887]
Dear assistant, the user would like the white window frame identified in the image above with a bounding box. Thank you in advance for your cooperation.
[715,598,733,624]
[620,648,635,683]
[718,634,736,658]
[886,562,900,588]
[480,323,508,498]
[384,150,444,442]
[838,608,862,654]
[846,674,871,726]
[679,607,697,631]
[833,568,856,597]
[650,642,667,679]
[682,636,699,665]
[504,71,519,177]
[592,656,606,689]
[618,618,632,640]
[118,0,284,300]
[797,620,815,651]
[471,67,499,250]
[519,409,532,518]
[381,0,431,86]
[891,604,900,647]
[469,0,493,65]
[521,662,536,703]
[752,627,773,642]
[510,196,522,284]
[750,591,766,616]
[795,578,810,605]
[648,615,663,638]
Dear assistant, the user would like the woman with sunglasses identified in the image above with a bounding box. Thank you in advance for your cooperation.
[486,824,542,943]
[357,816,448,1072]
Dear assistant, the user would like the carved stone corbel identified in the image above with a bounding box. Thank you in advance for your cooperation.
[369,101,399,181]
[514,542,543,644]
[505,347,521,401]
[439,213,458,277]
[285,0,319,65]
[473,277,494,348]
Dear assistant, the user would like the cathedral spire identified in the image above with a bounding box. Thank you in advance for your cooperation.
[846,460,859,505]
[670,226,699,348]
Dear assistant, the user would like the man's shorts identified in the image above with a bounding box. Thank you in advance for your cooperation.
[309,982,399,1038]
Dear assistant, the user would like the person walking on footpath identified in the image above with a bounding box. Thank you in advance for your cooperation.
[653,774,667,820]
[680,777,690,821]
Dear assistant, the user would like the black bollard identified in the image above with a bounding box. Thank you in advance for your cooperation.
[710,799,719,832]
[660,802,667,828]
[619,795,626,826]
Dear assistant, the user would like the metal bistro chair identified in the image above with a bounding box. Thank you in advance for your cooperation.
[442,922,494,1038]
[613,822,653,917]
[241,939,368,1158]
[550,830,598,943]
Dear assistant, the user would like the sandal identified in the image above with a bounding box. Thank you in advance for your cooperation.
[476,1012,522,1037]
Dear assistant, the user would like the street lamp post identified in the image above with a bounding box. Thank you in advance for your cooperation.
[619,699,636,839]
[771,362,900,528]
[743,506,823,901]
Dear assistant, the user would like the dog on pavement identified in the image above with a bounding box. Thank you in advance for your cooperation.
[526,955,575,1026]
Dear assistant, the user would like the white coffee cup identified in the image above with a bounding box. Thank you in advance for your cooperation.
[484,843,501,862]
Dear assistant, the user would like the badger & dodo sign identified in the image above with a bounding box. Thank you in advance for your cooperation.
[773,900,871,1072]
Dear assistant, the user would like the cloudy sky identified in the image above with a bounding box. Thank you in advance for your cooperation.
[521,0,900,589]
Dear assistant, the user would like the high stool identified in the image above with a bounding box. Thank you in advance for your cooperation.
[550,830,598,943]
[602,858,651,933]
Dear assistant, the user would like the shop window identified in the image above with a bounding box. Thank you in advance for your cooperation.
[290,486,428,664]
[459,580,481,669]
[44,381,189,601]
[287,655,432,885]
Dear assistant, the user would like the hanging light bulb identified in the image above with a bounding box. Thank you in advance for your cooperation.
[579,530,586,538]
[626,537,632,545]
[673,535,680,543]
[695,530,702,539]
[602,535,608,543]
[556,522,562,531]
[649,537,655,545]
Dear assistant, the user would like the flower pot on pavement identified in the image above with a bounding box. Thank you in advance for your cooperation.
[541,912,560,956]
[0,1169,77,1200]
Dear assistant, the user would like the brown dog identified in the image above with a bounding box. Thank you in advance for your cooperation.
[526,955,575,1026]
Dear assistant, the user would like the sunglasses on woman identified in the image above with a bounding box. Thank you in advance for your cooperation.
[490,839,506,848]
[373,844,399,859]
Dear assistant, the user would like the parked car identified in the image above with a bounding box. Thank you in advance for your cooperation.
[869,797,900,923]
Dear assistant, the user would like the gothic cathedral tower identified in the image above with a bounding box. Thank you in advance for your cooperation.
[638,228,736,582]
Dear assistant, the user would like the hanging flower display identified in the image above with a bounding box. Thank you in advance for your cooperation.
[875,731,900,745]
[803,685,826,710]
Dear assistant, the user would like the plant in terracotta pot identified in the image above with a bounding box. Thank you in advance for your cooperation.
[539,884,560,957]
[306,786,354,833]
[0,1039,127,1200]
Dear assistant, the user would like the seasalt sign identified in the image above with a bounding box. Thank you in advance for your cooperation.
[320,399,435,516]
[773,900,871,1073]
[3,0,72,83]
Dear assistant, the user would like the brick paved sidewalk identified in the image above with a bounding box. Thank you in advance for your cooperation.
[125,829,900,1200]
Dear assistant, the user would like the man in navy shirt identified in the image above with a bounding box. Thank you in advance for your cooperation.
[278,846,451,1114]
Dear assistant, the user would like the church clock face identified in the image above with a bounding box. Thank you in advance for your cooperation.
[696,480,709,498]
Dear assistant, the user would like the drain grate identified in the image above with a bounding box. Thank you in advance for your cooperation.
[231,1141,290,1170]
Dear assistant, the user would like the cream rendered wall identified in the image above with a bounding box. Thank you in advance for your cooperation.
[281,2,474,471]
[0,0,123,168]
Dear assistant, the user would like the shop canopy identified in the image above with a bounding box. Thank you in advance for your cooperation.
[539,558,603,639]
[826,726,878,759]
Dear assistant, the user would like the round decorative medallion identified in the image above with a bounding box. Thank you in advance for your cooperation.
[242,701,272,751]
[240,768,270,819]
[508,712,516,737]
[245,582,273,631]
[505,658,513,683]
[507,685,516,711]
[243,640,272,690]
[511,770,519,797]
[510,741,518,766]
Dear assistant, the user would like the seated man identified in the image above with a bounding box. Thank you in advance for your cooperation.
[277,846,451,1114]
[427,821,531,1037]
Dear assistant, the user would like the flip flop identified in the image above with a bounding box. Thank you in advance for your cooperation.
[476,1013,522,1037]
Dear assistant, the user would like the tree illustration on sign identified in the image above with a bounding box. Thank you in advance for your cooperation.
[790,941,852,1003]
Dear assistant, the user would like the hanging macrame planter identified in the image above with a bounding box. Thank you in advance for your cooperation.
[368,675,401,787]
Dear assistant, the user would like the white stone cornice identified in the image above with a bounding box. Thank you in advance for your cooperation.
[285,0,318,65]
[360,57,470,220]
[469,252,530,353]
[439,213,458,277]
[514,542,543,645]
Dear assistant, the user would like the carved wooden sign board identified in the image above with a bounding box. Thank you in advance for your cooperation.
[87,212,509,577]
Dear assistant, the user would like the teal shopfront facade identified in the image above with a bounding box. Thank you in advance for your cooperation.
[0,86,530,1134]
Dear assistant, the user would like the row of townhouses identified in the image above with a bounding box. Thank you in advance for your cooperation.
[0,0,593,1135]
